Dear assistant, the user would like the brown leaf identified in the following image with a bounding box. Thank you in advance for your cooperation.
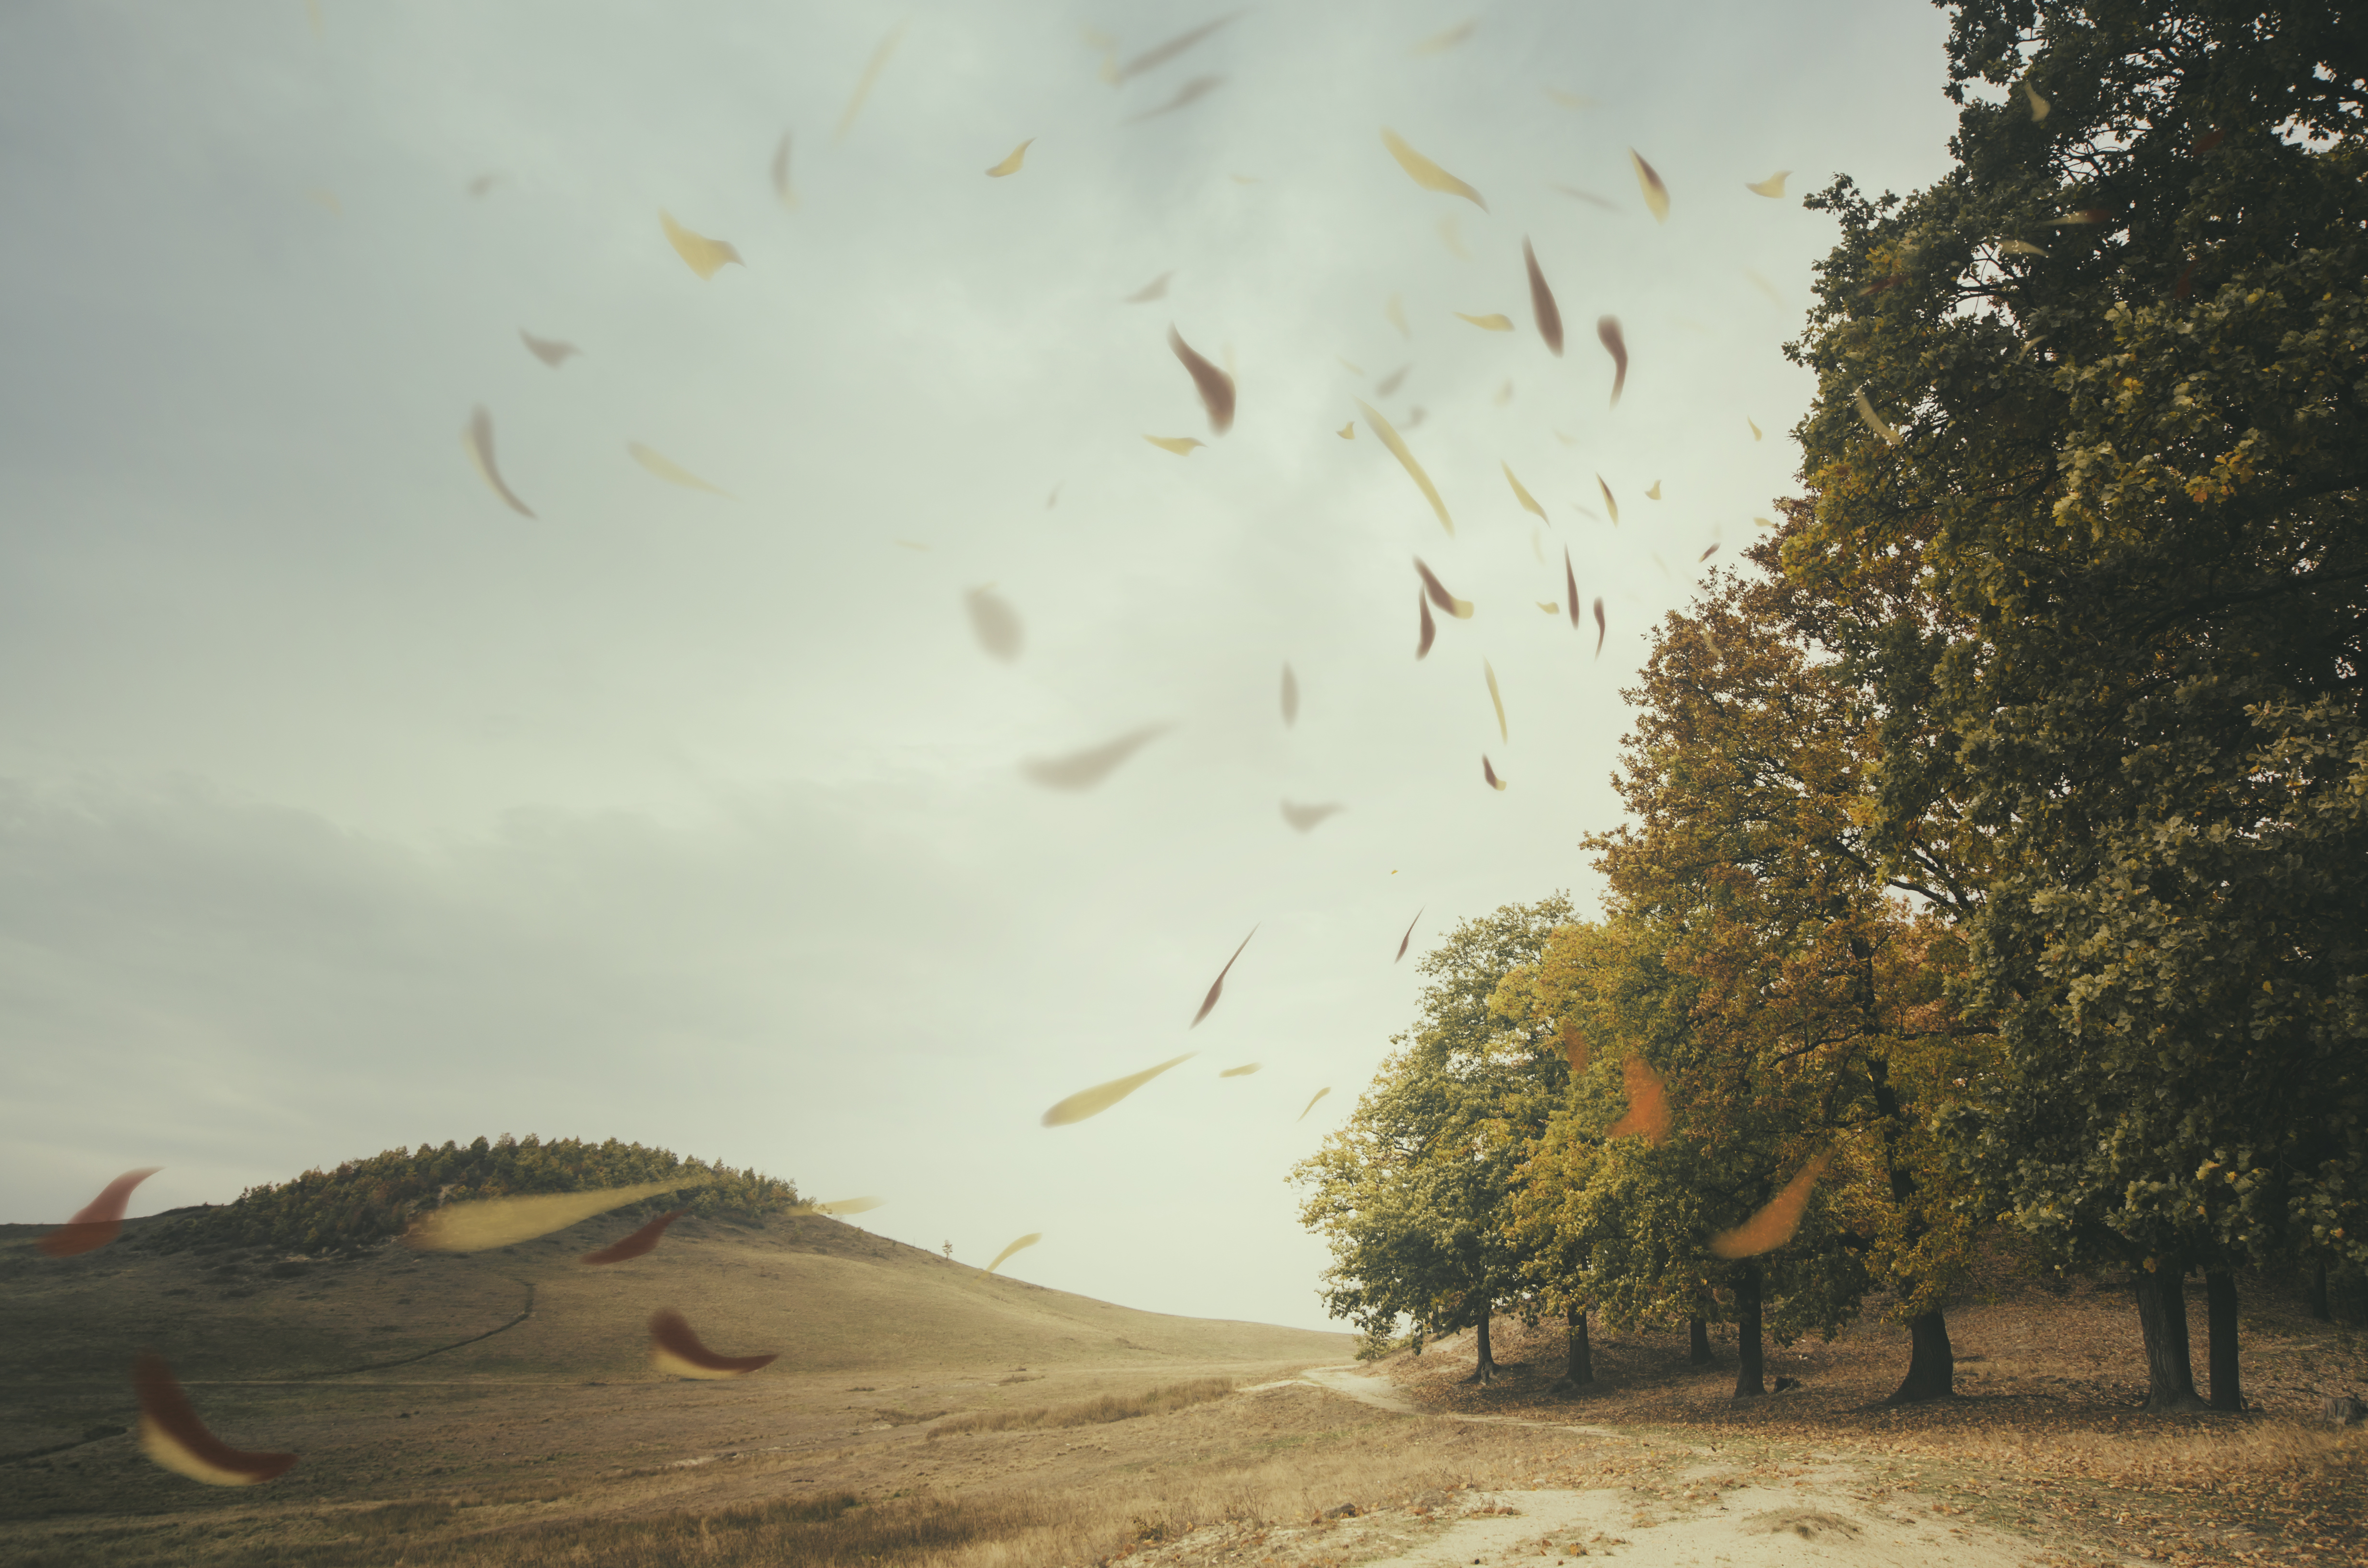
[1565,547,1581,631]
[41,1167,161,1258]
[1413,557,1473,618]
[1191,926,1258,1027]
[462,406,534,518]
[1524,237,1564,354]
[580,1209,688,1266]
[1418,591,1436,659]
[1482,755,1507,791]
[518,330,580,368]
[1169,327,1236,433]
[1395,905,1424,963]
[649,1309,777,1379]
[1592,597,1606,658]
[133,1353,296,1486]
[1019,724,1169,790]
[1596,315,1627,406]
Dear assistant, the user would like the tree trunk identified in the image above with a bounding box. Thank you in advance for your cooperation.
[1460,1302,1497,1384]
[1732,1264,1765,1398]
[2205,1271,2242,1412]
[1689,1316,1714,1366]
[1885,1309,1955,1403]
[1564,1304,1592,1386]
[2307,1261,2330,1322]
[2132,1266,2206,1411]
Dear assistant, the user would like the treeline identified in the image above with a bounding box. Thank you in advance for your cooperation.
[134,1135,802,1256]
[1295,0,2367,1413]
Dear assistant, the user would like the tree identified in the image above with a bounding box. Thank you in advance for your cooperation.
[1292,898,1573,1383]
[1781,0,2368,1408]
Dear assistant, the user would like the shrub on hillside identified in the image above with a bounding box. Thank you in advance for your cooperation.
[131,1134,800,1256]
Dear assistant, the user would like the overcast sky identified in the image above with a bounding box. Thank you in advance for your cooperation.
[0,1,1968,1333]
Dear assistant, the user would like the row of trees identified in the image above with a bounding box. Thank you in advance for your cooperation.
[134,1134,803,1256]
[1295,0,2367,1411]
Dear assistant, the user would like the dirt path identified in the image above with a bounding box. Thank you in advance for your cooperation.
[1202,1364,2055,1568]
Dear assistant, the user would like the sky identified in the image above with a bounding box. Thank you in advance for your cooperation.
[0,1,1972,1334]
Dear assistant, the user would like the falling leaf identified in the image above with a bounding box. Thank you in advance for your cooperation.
[1628,149,1669,222]
[1169,327,1236,433]
[986,1233,1042,1273]
[1020,725,1169,790]
[1417,591,1437,659]
[1281,800,1345,833]
[802,1196,887,1216]
[1113,14,1240,82]
[518,330,579,368]
[629,442,731,496]
[659,210,742,280]
[580,1210,687,1266]
[1532,529,1545,565]
[1144,434,1206,455]
[1745,171,1790,198]
[1436,215,1471,258]
[1592,597,1606,658]
[1456,312,1513,331]
[770,132,797,208]
[1338,356,1366,376]
[1412,19,1476,53]
[1554,184,1617,210]
[1709,1152,1834,1259]
[650,1309,777,1379]
[1565,547,1581,630]
[2023,77,2050,122]
[1597,316,1628,406]
[1375,364,1411,397]
[1297,1088,1331,1122]
[133,1353,296,1486]
[1744,269,1782,304]
[1998,238,2047,257]
[986,139,1035,177]
[1395,906,1424,962]
[1483,659,1507,742]
[1126,271,1174,303]
[1503,463,1546,520]
[1336,421,1355,439]
[1042,1054,1195,1126]
[1221,1063,1261,1077]
[1381,127,1487,210]
[1281,662,1299,726]
[1413,557,1473,619]
[1748,417,1763,440]
[965,587,1024,662]
[1357,400,1455,535]
[835,24,905,143]
[1596,475,1620,524]
[1544,88,1595,110]
[1522,237,1565,355]
[1605,1055,1671,1145]
[1853,388,1902,446]
[1191,927,1258,1028]
[462,406,534,518]
[1536,600,1556,612]
[1483,755,1508,791]
[41,1168,161,1258]
[1128,75,1223,122]
[406,1178,710,1252]
[1700,541,1719,561]
[304,188,341,216]
[1386,295,1410,337]
[1754,516,1775,528]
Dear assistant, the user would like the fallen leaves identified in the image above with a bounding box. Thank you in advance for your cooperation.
[659,210,742,280]
[1020,725,1169,790]
[1381,127,1486,209]
[1524,238,1564,354]
[1169,327,1236,433]
[1191,926,1258,1027]
[41,1168,162,1258]
[1042,1054,1196,1126]
[649,1309,777,1379]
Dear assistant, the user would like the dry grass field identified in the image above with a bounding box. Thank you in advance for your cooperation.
[3,1209,2364,1567]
